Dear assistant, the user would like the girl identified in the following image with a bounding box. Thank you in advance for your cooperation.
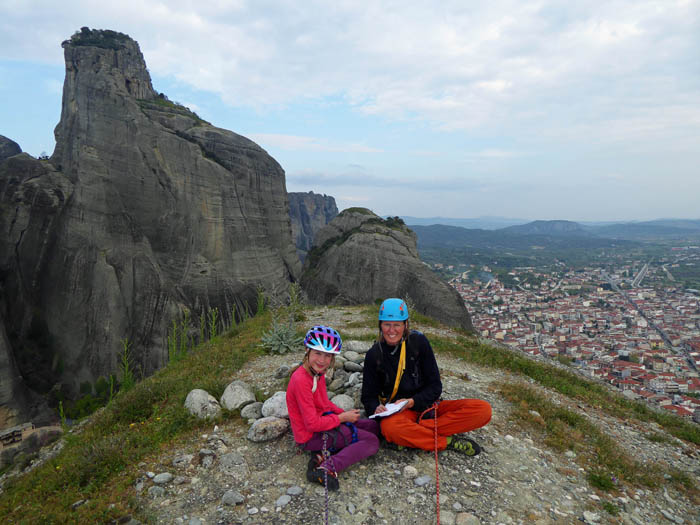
[286,325,380,490]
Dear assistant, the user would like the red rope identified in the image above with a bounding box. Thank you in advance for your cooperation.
[419,403,440,525]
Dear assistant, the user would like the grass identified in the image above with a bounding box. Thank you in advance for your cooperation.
[0,311,271,523]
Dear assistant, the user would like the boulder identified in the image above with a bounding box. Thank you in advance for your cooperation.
[240,401,263,420]
[184,389,221,419]
[246,416,289,442]
[301,208,473,331]
[220,380,256,411]
[330,394,355,411]
[261,391,288,418]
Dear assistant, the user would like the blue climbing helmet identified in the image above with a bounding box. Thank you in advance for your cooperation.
[303,325,342,354]
[378,298,409,321]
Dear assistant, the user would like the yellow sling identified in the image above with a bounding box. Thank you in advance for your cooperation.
[380,340,406,404]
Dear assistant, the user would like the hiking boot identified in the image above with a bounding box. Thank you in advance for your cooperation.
[446,436,481,456]
[306,454,339,491]
[307,464,339,491]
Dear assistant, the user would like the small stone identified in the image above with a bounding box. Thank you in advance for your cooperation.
[199,448,215,458]
[330,394,354,411]
[565,451,576,459]
[261,391,289,418]
[403,465,418,479]
[415,475,432,486]
[172,454,194,468]
[589,494,600,501]
[275,365,291,378]
[153,472,173,484]
[71,499,86,510]
[146,471,155,478]
[583,510,600,523]
[343,350,362,362]
[247,416,289,442]
[440,510,455,525]
[222,490,245,506]
[188,519,202,525]
[275,494,292,507]
[240,402,263,420]
[456,512,480,525]
[248,507,259,515]
[344,361,363,372]
[148,486,165,498]
[452,502,463,511]
[347,502,356,514]
[173,476,187,485]
[287,486,303,495]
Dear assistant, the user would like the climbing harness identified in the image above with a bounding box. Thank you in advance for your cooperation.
[418,402,441,525]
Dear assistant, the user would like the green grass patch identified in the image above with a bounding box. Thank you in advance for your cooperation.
[0,312,271,523]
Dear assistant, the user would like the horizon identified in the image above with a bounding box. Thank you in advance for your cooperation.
[1,1,699,222]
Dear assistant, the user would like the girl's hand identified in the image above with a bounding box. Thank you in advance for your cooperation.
[395,398,414,412]
[338,409,360,423]
[374,404,387,415]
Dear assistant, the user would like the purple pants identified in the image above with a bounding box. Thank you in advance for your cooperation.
[302,418,380,473]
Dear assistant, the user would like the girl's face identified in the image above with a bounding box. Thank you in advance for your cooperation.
[308,349,333,374]
[381,321,405,345]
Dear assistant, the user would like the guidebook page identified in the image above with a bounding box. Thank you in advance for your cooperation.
[369,400,409,419]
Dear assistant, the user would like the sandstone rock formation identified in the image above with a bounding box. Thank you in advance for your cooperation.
[288,191,338,262]
[0,135,21,161]
[300,208,473,331]
[0,28,300,422]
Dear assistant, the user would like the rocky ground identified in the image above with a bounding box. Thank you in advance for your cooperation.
[131,307,699,525]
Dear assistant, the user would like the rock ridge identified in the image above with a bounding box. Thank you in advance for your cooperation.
[0,28,300,423]
[301,208,474,331]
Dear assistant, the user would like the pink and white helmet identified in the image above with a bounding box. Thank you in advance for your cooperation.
[303,325,342,354]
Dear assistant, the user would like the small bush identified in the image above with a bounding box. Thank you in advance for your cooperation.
[588,470,615,491]
[260,314,303,355]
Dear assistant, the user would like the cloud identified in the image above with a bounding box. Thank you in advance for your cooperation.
[249,133,382,153]
[1,1,698,147]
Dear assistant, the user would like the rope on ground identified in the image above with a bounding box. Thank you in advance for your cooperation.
[419,403,441,525]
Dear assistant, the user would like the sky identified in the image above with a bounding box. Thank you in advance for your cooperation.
[1,1,699,222]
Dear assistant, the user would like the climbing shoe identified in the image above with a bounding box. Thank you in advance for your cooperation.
[446,436,481,456]
[307,464,339,491]
[306,454,339,491]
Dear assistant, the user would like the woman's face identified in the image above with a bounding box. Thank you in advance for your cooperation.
[381,321,405,345]
[307,349,333,374]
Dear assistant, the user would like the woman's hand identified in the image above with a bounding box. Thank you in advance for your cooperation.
[338,409,360,423]
[374,404,387,415]
[395,398,415,412]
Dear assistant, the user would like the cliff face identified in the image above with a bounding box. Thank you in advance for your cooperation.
[0,136,21,161]
[288,191,338,262]
[300,208,473,331]
[0,28,300,421]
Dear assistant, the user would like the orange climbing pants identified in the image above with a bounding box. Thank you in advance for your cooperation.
[380,399,491,451]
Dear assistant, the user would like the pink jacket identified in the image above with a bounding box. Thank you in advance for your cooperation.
[286,366,342,444]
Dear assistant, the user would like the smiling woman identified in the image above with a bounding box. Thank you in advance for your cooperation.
[362,298,492,455]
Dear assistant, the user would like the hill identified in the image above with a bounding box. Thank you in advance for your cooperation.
[0,304,697,524]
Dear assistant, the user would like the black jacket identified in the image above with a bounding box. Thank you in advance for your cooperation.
[361,331,442,416]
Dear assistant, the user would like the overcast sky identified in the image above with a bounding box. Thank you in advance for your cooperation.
[1,1,698,222]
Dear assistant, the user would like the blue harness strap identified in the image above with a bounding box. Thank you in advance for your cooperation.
[321,411,358,452]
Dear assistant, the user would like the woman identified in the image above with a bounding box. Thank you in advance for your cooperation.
[286,325,380,490]
[361,298,491,454]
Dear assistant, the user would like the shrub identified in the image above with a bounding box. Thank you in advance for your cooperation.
[260,314,303,355]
